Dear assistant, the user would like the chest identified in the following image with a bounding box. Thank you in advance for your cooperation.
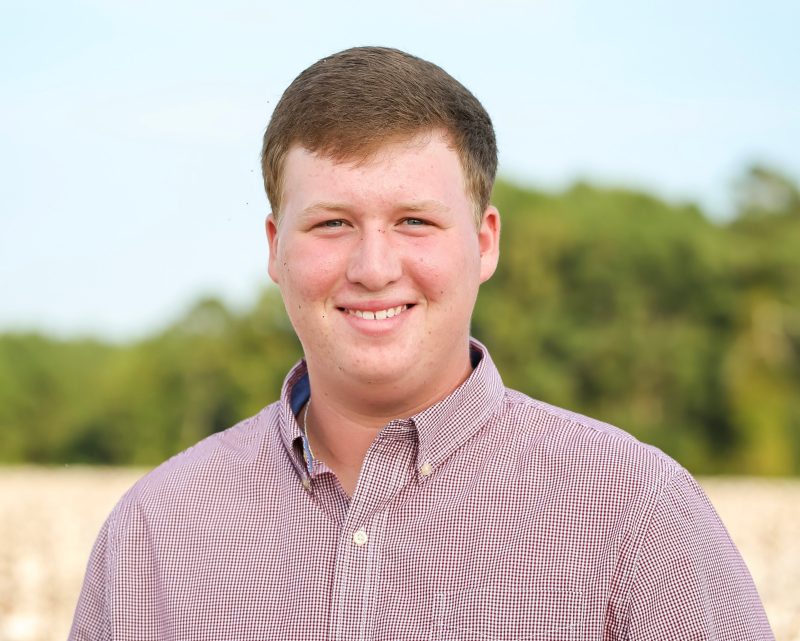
[121,462,636,641]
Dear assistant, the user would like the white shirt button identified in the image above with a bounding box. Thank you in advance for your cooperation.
[352,529,368,546]
[420,462,433,477]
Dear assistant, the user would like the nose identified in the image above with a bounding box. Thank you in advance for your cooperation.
[345,226,403,290]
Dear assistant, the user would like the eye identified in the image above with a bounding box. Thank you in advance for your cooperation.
[321,219,345,228]
[402,217,427,226]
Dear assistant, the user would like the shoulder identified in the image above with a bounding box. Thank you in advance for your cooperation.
[492,388,686,510]
[107,402,283,530]
[501,388,678,469]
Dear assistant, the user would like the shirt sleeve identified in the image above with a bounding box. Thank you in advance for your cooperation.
[625,468,774,640]
[68,517,112,641]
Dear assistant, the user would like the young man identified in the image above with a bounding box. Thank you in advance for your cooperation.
[70,47,774,640]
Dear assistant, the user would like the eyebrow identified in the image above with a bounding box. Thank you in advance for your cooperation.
[301,200,449,216]
[300,202,352,216]
[396,200,449,213]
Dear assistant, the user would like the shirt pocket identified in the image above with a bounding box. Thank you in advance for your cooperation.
[432,586,584,641]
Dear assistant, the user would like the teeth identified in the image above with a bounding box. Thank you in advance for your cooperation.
[348,305,407,320]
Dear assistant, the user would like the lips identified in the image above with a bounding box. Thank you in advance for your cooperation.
[342,304,409,320]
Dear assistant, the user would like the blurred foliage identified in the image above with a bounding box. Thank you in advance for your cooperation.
[0,289,302,466]
[1,166,798,474]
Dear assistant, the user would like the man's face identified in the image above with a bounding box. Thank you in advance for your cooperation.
[267,130,499,404]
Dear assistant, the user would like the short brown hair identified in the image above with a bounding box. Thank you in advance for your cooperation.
[261,46,497,225]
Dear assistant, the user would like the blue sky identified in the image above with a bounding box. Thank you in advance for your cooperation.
[2,0,798,340]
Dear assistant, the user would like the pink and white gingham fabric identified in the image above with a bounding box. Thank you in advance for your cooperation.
[70,341,774,640]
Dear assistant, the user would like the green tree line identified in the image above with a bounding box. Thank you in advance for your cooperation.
[1,166,798,474]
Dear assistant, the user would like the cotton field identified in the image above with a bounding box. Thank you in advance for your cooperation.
[0,468,797,641]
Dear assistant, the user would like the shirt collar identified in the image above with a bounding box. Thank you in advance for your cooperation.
[277,363,313,484]
[408,339,505,476]
[276,338,506,483]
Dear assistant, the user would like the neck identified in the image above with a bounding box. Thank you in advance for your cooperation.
[302,398,382,487]
[302,348,474,495]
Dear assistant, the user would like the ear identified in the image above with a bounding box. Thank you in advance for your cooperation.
[266,214,281,284]
[478,205,501,283]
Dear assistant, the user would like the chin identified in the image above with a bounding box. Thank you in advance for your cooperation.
[345,361,409,387]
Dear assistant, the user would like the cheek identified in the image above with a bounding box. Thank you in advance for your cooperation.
[411,237,480,294]
[280,245,341,300]
[409,258,476,305]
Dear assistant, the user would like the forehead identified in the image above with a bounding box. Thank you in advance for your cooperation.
[280,131,469,213]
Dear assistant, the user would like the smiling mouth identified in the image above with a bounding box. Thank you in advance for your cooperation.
[341,304,410,320]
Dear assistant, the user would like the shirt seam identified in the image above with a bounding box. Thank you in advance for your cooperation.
[619,465,682,639]
[502,392,674,466]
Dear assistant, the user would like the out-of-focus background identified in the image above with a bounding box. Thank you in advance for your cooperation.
[1,1,798,640]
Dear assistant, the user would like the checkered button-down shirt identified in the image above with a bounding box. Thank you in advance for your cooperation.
[70,341,774,640]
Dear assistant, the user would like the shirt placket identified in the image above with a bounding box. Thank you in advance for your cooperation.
[328,424,416,641]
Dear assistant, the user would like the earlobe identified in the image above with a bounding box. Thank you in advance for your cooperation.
[266,214,280,284]
[478,206,501,283]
